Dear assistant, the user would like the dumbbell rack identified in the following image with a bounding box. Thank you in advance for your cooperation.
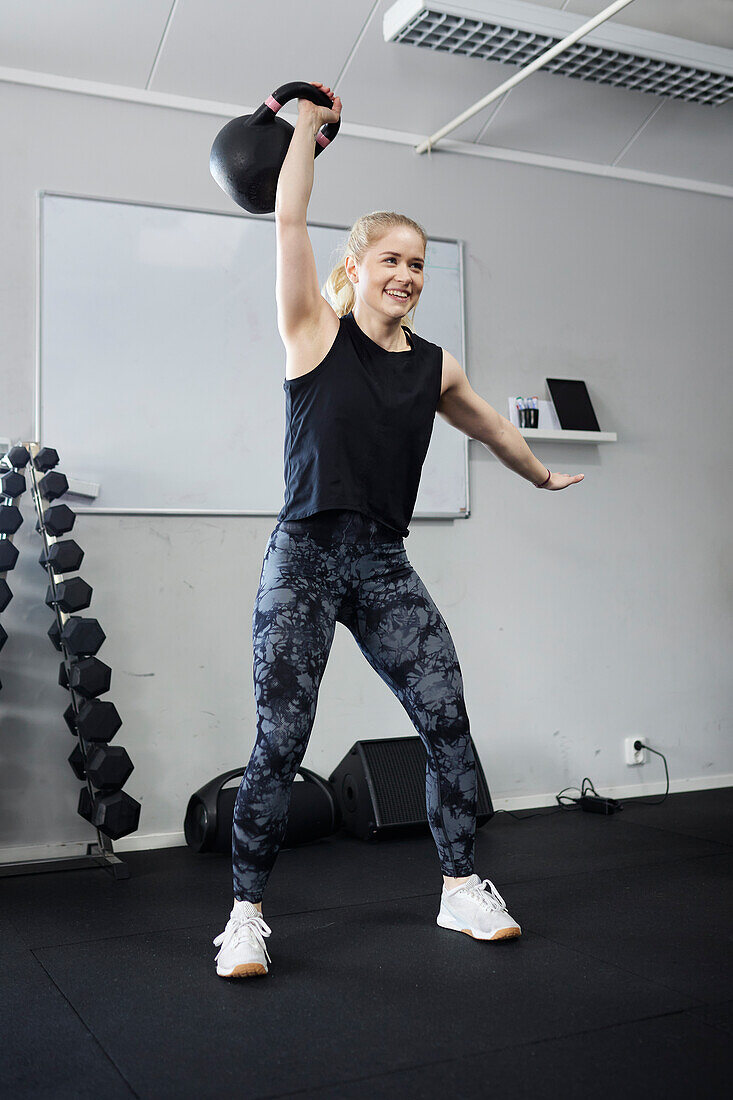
[0,441,140,881]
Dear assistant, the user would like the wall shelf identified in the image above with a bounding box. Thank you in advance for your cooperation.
[518,429,617,443]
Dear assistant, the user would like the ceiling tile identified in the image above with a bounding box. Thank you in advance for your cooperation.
[150,0,376,105]
[614,96,733,185]
[473,68,669,163]
[555,0,733,50]
[0,0,172,85]
[314,1,527,142]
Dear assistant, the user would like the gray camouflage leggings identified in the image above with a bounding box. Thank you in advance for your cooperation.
[233,509,476,903]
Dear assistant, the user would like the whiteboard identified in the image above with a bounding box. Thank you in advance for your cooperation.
[39,193,469,520]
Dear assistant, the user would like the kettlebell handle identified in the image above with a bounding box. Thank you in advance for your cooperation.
[251,81,341,156]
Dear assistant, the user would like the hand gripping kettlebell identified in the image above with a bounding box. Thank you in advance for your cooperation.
[210,81,341,214]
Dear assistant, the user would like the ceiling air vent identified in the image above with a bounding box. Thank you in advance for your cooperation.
[383,0,733,105]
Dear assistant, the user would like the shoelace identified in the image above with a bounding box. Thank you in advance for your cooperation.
[213,911,273,965]
[461,878,508,913]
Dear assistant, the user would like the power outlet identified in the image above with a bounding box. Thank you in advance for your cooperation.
[624,738,646,766]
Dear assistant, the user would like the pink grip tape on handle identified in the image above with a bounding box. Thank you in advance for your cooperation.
[265,94,331,146]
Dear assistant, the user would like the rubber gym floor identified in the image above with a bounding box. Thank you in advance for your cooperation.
[1,786,731,1099]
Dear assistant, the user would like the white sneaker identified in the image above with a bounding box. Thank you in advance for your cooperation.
[437,874,521,941]
[213,899,273,977]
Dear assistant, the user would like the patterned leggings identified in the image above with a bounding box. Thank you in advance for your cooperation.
[232,509,477,903]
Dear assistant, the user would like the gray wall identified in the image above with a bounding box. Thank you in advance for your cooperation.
[1,81,731,860]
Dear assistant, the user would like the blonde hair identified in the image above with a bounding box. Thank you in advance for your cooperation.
[322,211,427,332]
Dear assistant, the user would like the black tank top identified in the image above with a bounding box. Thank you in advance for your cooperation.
[277,310,443,538]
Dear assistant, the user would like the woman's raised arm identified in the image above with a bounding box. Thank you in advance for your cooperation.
[275,85,341,342]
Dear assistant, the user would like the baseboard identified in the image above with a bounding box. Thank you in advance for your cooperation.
[0,773,731,865]
[492,772,733,811]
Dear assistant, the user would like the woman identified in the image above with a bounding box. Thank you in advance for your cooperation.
[213,84,584,978]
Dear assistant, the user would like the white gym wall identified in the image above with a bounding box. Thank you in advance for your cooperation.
[0,0,731,860]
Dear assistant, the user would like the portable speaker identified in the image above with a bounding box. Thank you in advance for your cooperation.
[184,765,340,854]
[328,735,493,841]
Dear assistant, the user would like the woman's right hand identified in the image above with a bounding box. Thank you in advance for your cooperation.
[298,81,342,129]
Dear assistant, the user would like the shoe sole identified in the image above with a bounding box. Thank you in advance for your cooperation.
[217,963,268,977]
[437,913,521,941]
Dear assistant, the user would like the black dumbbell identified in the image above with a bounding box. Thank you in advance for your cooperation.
[40,539,84,573]
[1,471,25,499]
[65,698,122,742]
[0,578,11,611]
[77,786,141,840]
[79,700,122,742]
[0,624,7,653]
[33,447,59,472]
[68,742,86,780]
[85,744,134,791]
[38,471,69,501]
[60,659,111,697]
[48,619,62,651]
[45,578,93,613]
[0,541,19,571]
[69,657,112,699]
[61,617,105,656]
[78,785,93,823]
[69,742,131,788]
[40,504,75,537]
[93,789,141,840]
[0,506,23,535]
[7,445,30,469]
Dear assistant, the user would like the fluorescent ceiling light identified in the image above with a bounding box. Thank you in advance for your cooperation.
[384,0,733,105]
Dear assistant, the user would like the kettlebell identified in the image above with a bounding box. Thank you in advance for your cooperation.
[210,81,341,214]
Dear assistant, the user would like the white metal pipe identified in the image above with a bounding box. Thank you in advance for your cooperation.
[415,0,638,154]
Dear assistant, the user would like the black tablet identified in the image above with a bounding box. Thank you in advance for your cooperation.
[546,378,601,431]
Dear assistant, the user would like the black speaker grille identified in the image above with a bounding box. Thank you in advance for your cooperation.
[362,738,428,826]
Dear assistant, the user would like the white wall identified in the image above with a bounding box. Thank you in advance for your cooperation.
[1,81,731,860]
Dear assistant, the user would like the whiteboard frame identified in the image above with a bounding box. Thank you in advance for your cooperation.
[36,190,470,521]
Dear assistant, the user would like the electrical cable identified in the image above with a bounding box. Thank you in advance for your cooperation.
[492,743,670,820]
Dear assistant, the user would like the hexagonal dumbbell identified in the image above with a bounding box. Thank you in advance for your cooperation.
[77,785,93,824]
[91,790,141,840]
[7,445,30,469]
[45,578,93,613]
[48,619,62,651]
[69,657,112,699]
[40,539,84,573]
[1,471,25,499]
[68,742,86,780]
[60,617,105,657]
[65,699,122,743]
[85,744,134,791]
[37,471,68,501]
[0,541,19,572]
[0,578,12,612]
[0,506,23,535]
[77,786,141,840]
[79,700,122,742]
[40,504,75,537]
[0,624,7,653]
[33,447,59,471]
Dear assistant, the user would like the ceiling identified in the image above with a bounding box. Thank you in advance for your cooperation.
[1,0,732,187]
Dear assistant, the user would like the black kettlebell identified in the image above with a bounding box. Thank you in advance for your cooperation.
[210,81,341,215]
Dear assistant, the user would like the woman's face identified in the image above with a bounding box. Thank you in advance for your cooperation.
[346,227,425,318]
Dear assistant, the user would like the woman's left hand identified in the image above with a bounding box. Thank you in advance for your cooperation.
[543,472,584,490]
